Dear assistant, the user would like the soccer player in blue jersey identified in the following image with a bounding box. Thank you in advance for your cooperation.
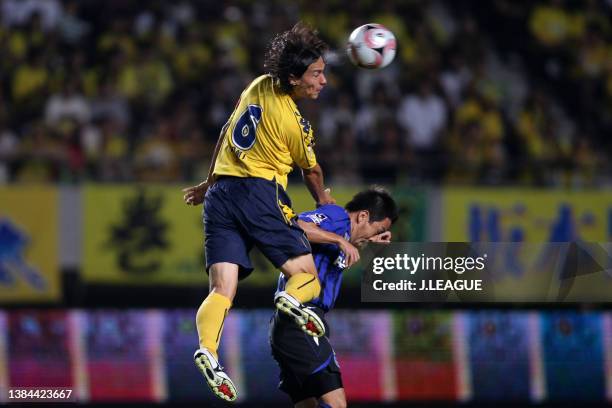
[182,22,334,401]
[271,188,399,408]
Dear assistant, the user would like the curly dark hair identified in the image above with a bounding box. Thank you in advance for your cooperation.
[264,22,328,94]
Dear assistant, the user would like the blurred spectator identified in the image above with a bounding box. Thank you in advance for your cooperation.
[326,124,360,185]
[515,91,562,185]
[12,51,49,119]
[396,78,447,180]
[356,84,396,148]
[453,15,485,63]
[354,63,401,103]
[90,81,130,128]
[97,119,131,182]
[44,80,91,126]
[571,135,600,187]
[117,47,173,108]
[0,119,19,183]
[361,121,406,184]
[1,0,62,31]
[56,119,86,182]
[447,120,485,184]
[440,53,472,108]
[177,128,210,181]
[15,122,64,182]
[397,79,447,151]
[455,86,504,144]
[318,93,355,143]
[171,26,212,85]
[57,1,90,44]
[528,0,583,48]
[575,25,610,127]
[133,119,179,182]
[0,0,608,185]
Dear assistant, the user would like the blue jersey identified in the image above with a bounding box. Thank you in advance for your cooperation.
[276,204,350,313]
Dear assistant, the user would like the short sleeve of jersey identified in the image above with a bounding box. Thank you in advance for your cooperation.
[298,204,349,235]
[286,109,317,170]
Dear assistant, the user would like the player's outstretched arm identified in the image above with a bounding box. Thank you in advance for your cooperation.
[297,219,360,267]
[302,164,335,206]
[182,122,229,206]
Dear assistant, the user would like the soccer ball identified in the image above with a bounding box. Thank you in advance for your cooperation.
[347,24,396,69]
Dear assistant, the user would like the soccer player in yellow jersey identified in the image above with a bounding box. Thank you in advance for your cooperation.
[182,22,334,402]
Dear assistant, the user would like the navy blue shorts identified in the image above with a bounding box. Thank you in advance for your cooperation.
[203,176,311,279]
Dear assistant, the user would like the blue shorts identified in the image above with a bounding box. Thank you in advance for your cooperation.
[203,177,311,279]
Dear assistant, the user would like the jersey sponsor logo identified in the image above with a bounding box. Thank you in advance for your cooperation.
[294,111,315,153]
[294,111,313,138]
[279,201,297,224]
[299,117,311,135]
[305,213,328,225]
[304,133,315,150]
[334,252,347,269]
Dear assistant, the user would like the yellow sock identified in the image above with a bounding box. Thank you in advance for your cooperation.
[196,292,232,360]
[285,272,321,304]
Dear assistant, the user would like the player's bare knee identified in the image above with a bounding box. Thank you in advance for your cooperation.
[297,263,317,277]
[320,399,346,408]
[319,389,346,408]
[208,262,239,300]
[334,400,347,408]
[280,254,317,277]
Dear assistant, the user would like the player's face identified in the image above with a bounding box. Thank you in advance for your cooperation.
[351,212,392,247]
[291,57,327,100]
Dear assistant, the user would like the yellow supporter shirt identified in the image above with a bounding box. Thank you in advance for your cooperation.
[213,75,317,190]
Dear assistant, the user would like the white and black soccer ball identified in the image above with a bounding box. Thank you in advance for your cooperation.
[346,23,396,69]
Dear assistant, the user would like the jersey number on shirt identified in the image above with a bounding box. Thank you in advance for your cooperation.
[232,104,263,150]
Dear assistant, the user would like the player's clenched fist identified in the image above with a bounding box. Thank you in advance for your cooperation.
[369,231,392,243]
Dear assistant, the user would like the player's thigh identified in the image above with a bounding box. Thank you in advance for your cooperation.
[204,183,254,280]
[294,398,318,408]
[279,253,317,278]
[204,224,254,280]
[240,179,311,269]
[319,388,347,408]
[208,262,239,300]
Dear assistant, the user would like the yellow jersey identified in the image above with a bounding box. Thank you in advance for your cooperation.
[213,75,317,190]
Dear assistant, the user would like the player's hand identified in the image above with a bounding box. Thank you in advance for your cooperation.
[316,188,336,207]
[338,238,360,267]
[182,180,211,206]
[369,231,392,244]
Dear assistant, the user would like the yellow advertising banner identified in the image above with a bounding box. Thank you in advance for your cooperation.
[83,184,361,286]
[83,184,204,285]
[0,186,60,302]
[443,189,610,242]
[442,189,612,301]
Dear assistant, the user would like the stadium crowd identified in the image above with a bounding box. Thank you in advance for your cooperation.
[0,0,610,186]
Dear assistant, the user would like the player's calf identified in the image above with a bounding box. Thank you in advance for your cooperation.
[275,291,325,337]
[193,348,237,402]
